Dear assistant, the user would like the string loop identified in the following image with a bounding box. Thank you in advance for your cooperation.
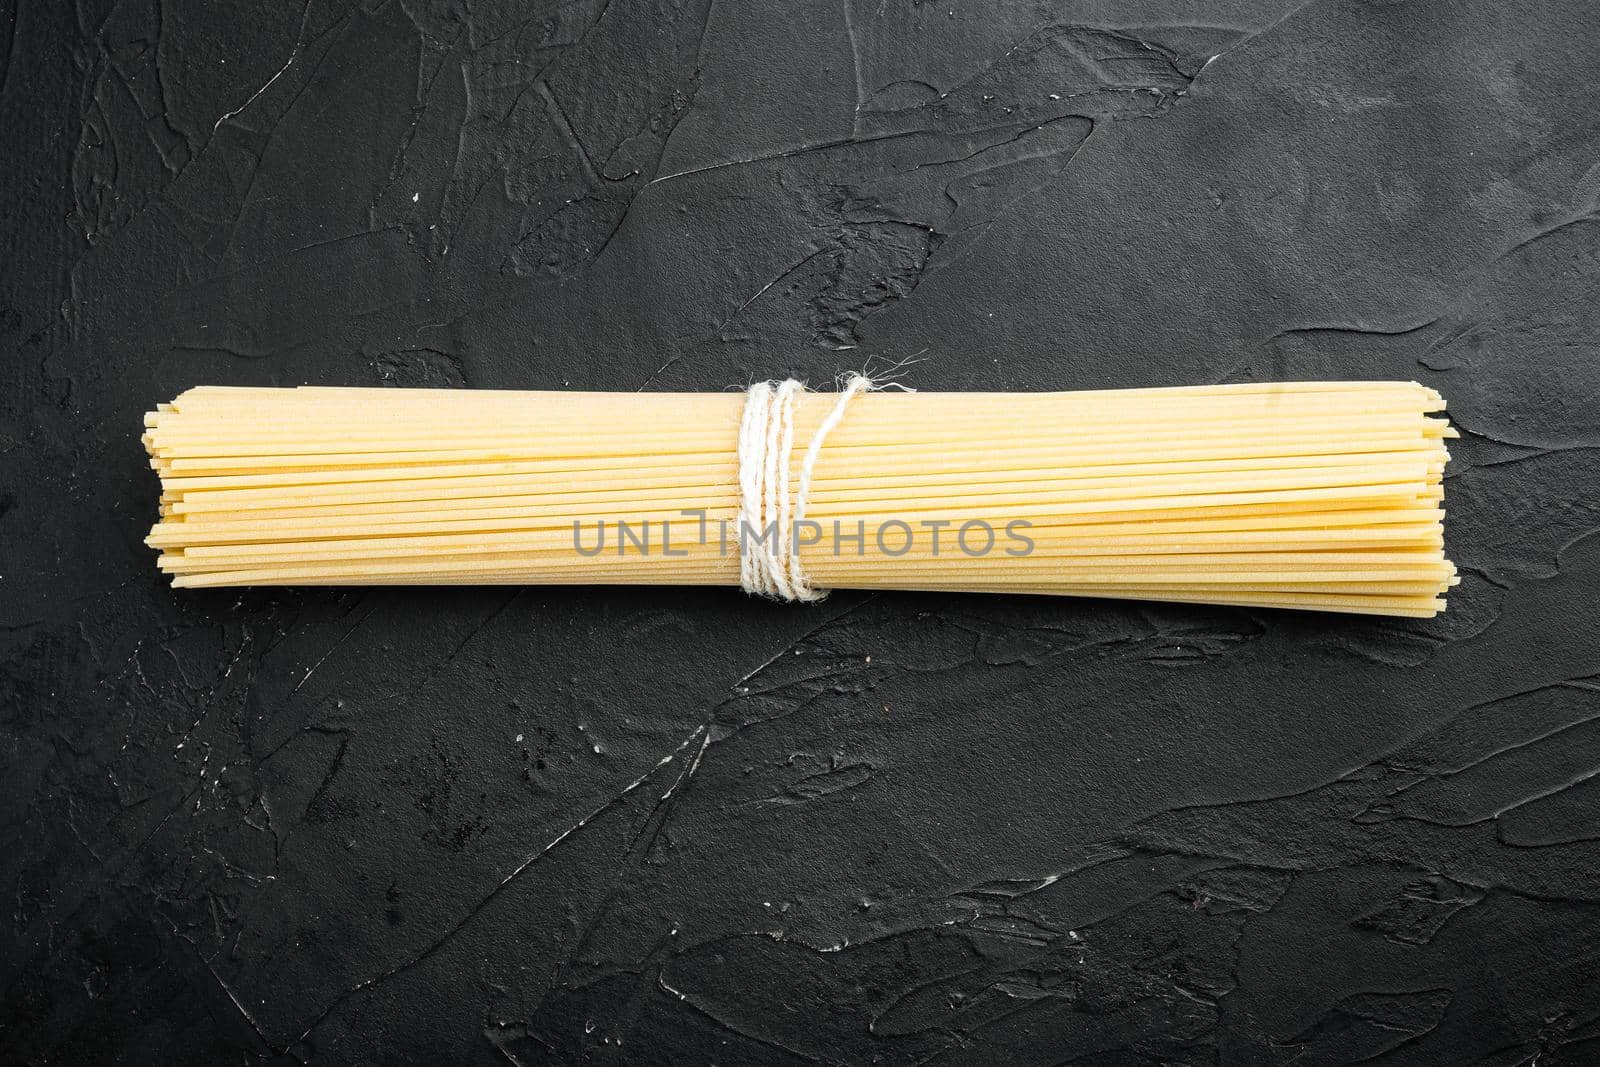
[736,374,875,601]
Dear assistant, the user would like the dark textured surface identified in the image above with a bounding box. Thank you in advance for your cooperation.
[4,0,1600,1062]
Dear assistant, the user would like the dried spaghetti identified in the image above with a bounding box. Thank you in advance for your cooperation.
[143,380,1455,617]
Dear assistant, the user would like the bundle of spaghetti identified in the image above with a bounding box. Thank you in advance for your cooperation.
[143,381,1456,617]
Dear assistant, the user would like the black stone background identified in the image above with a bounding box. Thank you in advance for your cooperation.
[3,0,1600,1062]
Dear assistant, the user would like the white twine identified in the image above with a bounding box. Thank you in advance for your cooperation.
[736,373,877,602]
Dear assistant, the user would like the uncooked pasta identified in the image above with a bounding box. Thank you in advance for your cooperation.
[143,380,1455,617]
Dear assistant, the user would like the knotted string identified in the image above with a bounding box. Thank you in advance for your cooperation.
[736,374,876,601]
